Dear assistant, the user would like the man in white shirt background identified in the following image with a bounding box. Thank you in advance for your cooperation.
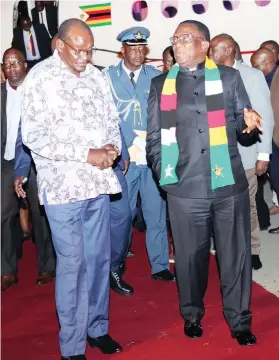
[12,15,51,69]
[31,1,58,38]
[1,48,55,291]
[210,34,274,270]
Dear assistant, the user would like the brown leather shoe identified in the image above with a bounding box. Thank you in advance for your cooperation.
[36,271,55,285]
[1,275,18,291]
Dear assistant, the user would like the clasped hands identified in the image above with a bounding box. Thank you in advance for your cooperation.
[87,144,119,170]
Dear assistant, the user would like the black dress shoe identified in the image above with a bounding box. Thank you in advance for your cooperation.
[87,334,122,354]
[184,321,203,338]
[231,330,257,346]
[119,261,126,277]
[268,226,279,234]
[252,255,262,270]
[110,271,134,296]
[151,270,175,282]
[61,355,87,360]
[126,250,135,258]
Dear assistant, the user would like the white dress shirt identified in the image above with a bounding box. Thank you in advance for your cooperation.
[21,51,122,205]
[23,26,40,60]
[122,62,142,84]
[4,81,22,161]
[38,8,51,38]
[233,60,270,162]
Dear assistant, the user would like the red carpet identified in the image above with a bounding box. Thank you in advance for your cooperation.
[2,231,279,360]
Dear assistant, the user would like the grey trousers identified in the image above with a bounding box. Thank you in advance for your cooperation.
[168,189,252,332]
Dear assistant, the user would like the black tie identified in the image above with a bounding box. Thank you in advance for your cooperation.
[130,72,136,87]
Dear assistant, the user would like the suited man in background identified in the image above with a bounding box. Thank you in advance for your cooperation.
[1,48,55,291]
[12,15,51,69]
[251,47,279,234]
[146,20,262,345]
[210,34,274,270]
[32,1,58,38]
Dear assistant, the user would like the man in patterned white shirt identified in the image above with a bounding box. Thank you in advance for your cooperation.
[20,19,122,360]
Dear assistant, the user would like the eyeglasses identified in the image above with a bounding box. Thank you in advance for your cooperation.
[2,61,24,70]
[170,33,204,46]
[61,38,96,57]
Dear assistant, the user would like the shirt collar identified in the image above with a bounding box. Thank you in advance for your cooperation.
[122,61,142,77]
[6,80,22,92]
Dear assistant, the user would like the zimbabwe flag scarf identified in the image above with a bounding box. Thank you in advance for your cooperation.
[159,57,235,190]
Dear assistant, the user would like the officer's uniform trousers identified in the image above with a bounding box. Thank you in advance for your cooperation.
[110,169,132,272]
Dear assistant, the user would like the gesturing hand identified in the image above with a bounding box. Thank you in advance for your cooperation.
[243,108,263,134]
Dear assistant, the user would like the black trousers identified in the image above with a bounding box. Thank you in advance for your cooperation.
[168,189,252,332]
[1,160,55,275]
[256,174,270,229]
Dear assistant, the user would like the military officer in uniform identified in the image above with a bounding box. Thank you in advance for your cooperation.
[103,27,174,281]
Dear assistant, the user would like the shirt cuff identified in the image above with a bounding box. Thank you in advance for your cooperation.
[257,153,270,161]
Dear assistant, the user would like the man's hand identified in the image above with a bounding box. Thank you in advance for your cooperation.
[14,176,26,198]
[255,160,269,176]
[243,108,263,134]
[103,144,119,162]
[87,149,114,169]
[122,159,130,175]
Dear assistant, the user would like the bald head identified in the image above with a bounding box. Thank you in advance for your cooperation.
[3,48,26,62]
[209,33,236,66]
[56,19,94,76]
[260,40,279,61]
[2,48,27,86]
[251,47,276,76]
[58,19,92,41]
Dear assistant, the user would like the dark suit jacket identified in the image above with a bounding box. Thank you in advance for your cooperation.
[146,63,254,199]
[1,82,7,167]
[12,24,52,61]
[31,4,58,38]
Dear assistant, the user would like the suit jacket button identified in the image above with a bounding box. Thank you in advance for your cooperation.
[199,129,203,133]
[193,75,197,79]
[201,149,205,153]
[196,110,200,114]
[194,92,198,96]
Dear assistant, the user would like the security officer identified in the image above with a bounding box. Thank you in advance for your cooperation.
[103,27,174,281]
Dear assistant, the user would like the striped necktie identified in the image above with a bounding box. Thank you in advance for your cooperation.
[29,31,36,56]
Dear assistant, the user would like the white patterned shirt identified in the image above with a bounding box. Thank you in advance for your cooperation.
[21,51,122,205]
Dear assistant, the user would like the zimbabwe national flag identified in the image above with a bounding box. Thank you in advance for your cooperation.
[80,3,112,27]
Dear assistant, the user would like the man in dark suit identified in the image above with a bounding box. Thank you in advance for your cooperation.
[12,15,51,69]
[146,20,262,346]
[1,48,55,291]
[31,1,58,38]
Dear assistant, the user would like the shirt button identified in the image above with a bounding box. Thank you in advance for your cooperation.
[138,122,141,126]
[194,92,198,96]
[201,149,205,153]
[196,110,200,114]
[199,129,203,133]
[193,75,197,79]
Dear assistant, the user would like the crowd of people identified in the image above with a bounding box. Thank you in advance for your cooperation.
[1,7,279,360]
